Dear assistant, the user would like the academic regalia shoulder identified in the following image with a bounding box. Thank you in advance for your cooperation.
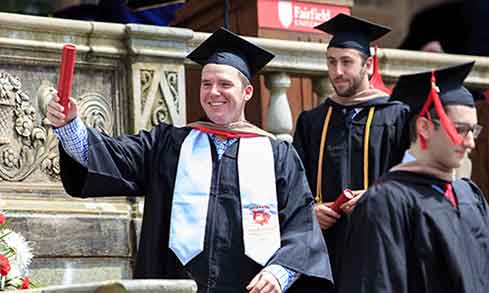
[299,101,330,119]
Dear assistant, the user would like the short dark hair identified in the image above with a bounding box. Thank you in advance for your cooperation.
[359,51,369,65]
[408,107,444,143]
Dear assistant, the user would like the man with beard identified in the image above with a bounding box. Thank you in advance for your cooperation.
[47,28,333,292]
[339,61,489,293]
[293,13,409,288]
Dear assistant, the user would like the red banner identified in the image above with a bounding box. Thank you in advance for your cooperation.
[258,0,350,33]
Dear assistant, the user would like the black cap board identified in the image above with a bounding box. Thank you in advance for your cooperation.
[315,13,391,56]
[186,27,275,81]
[391,61,475,114]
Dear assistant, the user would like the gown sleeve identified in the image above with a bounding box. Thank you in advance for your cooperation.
[338,182,412,293]
[268,140,334,292]
[392,104,411,166]
[59,124,171,197]
[292,111,308,165]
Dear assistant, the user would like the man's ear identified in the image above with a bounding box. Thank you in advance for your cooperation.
[365,56,374,71]
[244,84,254,101]
[417,116,432,142]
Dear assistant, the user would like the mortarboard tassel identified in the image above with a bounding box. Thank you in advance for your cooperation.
[370,46,392,94]
[418,70,463,148]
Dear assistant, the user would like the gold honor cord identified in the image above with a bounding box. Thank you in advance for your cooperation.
[363,107,376,189]
[315,106,333,204]
[315,106,376,204]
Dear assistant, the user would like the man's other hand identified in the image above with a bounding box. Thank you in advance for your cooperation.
[246,270,281,293]
[315,202,341,230]
[340,189,366,215]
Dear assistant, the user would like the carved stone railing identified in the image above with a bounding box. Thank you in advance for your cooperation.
[22,280,196,293]
[1,11,489,289]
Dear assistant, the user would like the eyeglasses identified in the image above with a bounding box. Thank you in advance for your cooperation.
[453,123,483,139]
[431,119,483,139]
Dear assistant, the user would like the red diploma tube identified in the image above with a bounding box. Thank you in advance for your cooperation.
[329,189,355,213]
[57,44,76,116]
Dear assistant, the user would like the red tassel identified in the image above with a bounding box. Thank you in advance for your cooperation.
[419,135,427,149]
[370,46,392,95]
[57,44,77,116]
[418,71,463,146]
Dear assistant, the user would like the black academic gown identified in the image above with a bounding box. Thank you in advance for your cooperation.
[339,171,489,293]
[59,123,334,293]
[293,97,409,284]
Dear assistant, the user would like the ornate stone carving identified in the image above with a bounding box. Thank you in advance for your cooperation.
[133,64,185,131]
[140,69,154,113]
[165,71,180,115]
[0,73,20,144]
[0,73,52,181]
[0,74,115,182]
[78,92,114,135]
[144,70,180,127]
[152,97,170,126]
[151,72,180,126]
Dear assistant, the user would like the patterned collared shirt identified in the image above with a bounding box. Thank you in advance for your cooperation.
[208,134,237,160]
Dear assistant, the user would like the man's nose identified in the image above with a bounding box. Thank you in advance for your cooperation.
[335,64,344,75]
[210,84,220,95]
[462,131,476,149]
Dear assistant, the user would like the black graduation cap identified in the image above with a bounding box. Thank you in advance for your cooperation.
[126,0,186,11]
[392,62,475,146]
[315,13,391,56]
[391,61,475,114]
[186,27,275,81]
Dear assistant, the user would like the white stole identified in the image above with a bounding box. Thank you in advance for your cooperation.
[169,129,280,266]
[238,136,281,266]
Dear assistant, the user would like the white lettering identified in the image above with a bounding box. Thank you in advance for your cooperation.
[294,18,322,28]
[294,6,300,19]
[293,4,333,23]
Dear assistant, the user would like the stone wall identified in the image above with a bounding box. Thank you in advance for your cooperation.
[0,12,190,287]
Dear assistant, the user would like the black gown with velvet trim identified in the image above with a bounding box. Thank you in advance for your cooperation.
[293,96,410,284]
[59,123,334,293]
[339,170,489,293]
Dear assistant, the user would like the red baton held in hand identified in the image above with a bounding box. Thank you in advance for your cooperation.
[330,189,355,213]
[57,44,76,116]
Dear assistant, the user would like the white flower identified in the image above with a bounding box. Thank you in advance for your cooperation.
[0,229,33,279]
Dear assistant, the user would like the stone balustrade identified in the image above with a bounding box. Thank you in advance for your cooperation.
[0,11,488,288]
[22,279,196,292]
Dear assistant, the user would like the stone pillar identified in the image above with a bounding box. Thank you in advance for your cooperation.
[264,72,293,141]
[312,76,334,103]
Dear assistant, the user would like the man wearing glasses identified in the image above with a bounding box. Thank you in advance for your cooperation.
[338,62,489,293]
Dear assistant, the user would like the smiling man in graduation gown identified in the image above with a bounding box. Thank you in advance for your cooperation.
[46,28,333,292]
[339,62,489,293]
[292,13,410,286]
